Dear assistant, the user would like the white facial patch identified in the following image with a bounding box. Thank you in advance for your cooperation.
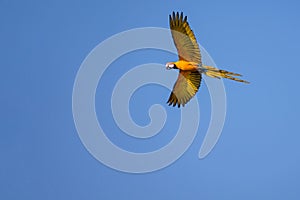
[166,63,174,70]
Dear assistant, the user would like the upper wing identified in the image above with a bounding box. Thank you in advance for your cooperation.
[167,70,202,107]
[169,12,201,64]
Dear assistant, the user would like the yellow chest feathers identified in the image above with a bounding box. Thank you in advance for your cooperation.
[174,60,199,70]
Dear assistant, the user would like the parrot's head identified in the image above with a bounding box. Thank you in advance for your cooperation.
[166,62,178,70]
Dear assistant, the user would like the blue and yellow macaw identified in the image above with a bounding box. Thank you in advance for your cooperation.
[166,12,249,107]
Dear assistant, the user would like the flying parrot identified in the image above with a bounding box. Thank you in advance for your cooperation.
[166,12,249,108]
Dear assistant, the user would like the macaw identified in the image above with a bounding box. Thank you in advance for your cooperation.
[166,12,249,108]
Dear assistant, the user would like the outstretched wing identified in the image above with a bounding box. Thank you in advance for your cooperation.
[169,12,201,65]
[167,70,202,107]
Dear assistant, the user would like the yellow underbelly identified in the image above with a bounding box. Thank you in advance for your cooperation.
[174,60,199,71]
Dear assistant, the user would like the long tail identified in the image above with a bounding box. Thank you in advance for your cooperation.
[202,65,250,84]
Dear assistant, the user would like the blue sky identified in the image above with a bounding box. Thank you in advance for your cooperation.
[1,0,300,199]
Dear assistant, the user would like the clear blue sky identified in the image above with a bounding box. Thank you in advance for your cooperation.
[1,0,300,199]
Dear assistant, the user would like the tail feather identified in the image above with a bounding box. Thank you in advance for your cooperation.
[202,66,249,84]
